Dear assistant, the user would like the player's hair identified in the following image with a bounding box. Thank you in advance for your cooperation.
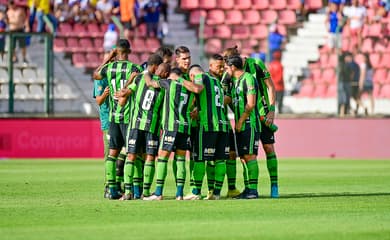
[148,54,163,66]
[117,39,131,54]
[156,46,173,58]
[159,62,171,74]
[171,67,183,77]
[223,46,240,59]
[175,46,190,55]
[226,55,243,69]
[210,53,223,61]
[188,64,204,73]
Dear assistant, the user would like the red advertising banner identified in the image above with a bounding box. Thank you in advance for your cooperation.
[0,118,389,159]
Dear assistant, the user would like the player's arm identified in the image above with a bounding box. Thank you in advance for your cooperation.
[96,87,109,106]
[182,77,204,94]
[264,77,276,124]
[144,72,161,88]
[236,93,255,132]
[93,49,117,80]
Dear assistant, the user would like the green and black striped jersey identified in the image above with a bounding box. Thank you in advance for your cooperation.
[128,74,164,134]
[244,57,270,115]
[100,60,142,123]
[195,73,229,132]
[159,78,195,135]
[231,72,261,132]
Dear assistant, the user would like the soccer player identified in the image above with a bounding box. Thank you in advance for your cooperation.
[93,39,141,199]
[184,63,229,200]
[172,46,193,185]
[224,55,261,199]
[156,46,173,65]
[143,65,204,200]
[224,46,280,198]
[118,54,166,200]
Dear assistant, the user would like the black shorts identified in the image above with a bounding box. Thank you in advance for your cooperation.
[109,122,129,150]
[10,29,26,48]
[236,127,260,157]
[160,130,190,152]
[260,121,275,145]
[351,86,360,99]
[198,129,230,161]
[122,21,133,30]
[190,126,199,158]
[127,129,159,155]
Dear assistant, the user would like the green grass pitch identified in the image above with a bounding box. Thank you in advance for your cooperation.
[1,159,390,240]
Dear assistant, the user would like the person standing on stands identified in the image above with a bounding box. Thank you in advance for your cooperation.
[119,0,136,40]
[358,53,374,115]
[268,24,285,61]
[268,50,284,114]
[144,0,161,38]
[7,0,30,64]
[325,1,343,53]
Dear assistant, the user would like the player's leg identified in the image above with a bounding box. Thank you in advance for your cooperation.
[260,123,279,198]
[189,126,199,191]
[133,154,145,199]
[185,129,205,200]
[226,131,240,198]
[121,128,141,200]
[143,130,174,200]
[105,122,123,199]
[116,148,126,194]
[174,132,191,200]
[142,132,159,197]
[236,128,260,199]
[206,160,215,197]
[212,132,229,199]
[102,129,110,198]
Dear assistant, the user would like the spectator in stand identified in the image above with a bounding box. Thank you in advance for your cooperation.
[268,50,284,114]
[359,53,374,115]
[344,51,362,116]
[119,0,136,40]
[6,0,30,64]
[343,0,367,50]
[36,0,58,40]
[103,23,118,57]
[144,0,161,38]
[250,45,266,63]
[268,23,285,62]
[338,52,351,117]
[0,11,6,61]
[95,0,113,24]
[326,1,343,53]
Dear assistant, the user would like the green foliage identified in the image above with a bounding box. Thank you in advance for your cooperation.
[0,159,389,240]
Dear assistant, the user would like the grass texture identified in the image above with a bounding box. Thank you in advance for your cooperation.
[1,159,390,240]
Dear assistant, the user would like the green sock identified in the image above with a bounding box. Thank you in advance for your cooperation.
[226,158,237,190]
[133,156,144,195]
[172,157,177,184]
[155,156,169,196]
[106,156,117,188]
[241,161,249,189]
[189,154,195,189]
[123,160,135,195]
[115,158,124,186]
[206,161,215,192]
[247,159,259,191]
[213,159,226,195]
[143,160,155,197]
[266,153,278,185]
[192,160,205,195]
[176,155,186,197]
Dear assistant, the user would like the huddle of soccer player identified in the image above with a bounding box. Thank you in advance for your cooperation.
[93,39,280,201]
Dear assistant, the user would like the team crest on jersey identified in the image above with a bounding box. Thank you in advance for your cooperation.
[98,86,103,91]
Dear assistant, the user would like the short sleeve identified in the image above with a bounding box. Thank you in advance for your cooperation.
[100,65,108,78]
[93,79,106,98]
[245,74,257,95]
[194,73,204,85]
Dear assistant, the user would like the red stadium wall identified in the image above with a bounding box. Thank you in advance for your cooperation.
[0,118,389,159]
